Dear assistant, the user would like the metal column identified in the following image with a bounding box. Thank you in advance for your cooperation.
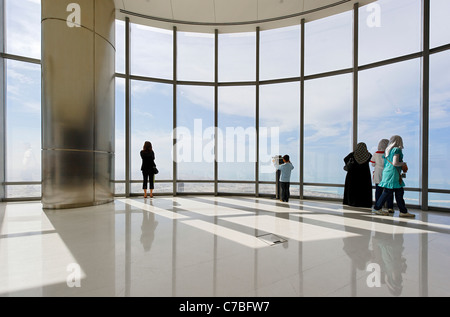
[41,0,115,208]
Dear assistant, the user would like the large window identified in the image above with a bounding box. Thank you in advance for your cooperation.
[304,74,352,198]
[259,82,300,195]
[218,32,256,82]
[305,10,352,75]
[5,0,41,59]
[115,19,125,75]
[260,25,301,80]
[217,86,256,187]
[176,85,215,193]
[115,78,126,195]
[131,81,173,193]
[5,60,41,198]
[358,59,421,205]
[430,0,450,49]
[177,32,215,82]
[130,24,173,79]
[429,51,450,208]
[359,0,421,65]
[2,0,450,211]
[2,0,42,199]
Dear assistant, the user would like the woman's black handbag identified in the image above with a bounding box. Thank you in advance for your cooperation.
[343,157,355,172]
[153,166,159,174]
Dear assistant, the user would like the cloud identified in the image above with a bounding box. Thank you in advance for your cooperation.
[5,0,41,58]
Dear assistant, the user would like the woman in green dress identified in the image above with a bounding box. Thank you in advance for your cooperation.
[372,135,415,217]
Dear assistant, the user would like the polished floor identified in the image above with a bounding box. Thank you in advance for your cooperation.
[0,195,449,297]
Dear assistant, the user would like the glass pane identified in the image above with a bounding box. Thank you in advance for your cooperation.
[115,182,125,196]
[430,51,450,191]
[304,185,344,200]
[259,183,276,196]
[218,32,256,82]
[5,185,41,198]
[304,74,352,185]
[115,20,126,74]
[176,182,214,193]
[176,85,214,180]
[131,181,172,194]
[260,25,301,80]
[131,81,173,185]
[177,32,214,82]
[359,0,421,65]
[6,60,41,182]
[358,59,421,189]
[5,0,41,59]
[430,0,450,48]
[259,82,300,184]
[429,193,450,209]
[218,183,255,194]
[218,86,255,181]
[404,190,420,208]
[115,77,125,182]
[305,10,352,75]
[130,24,173,79]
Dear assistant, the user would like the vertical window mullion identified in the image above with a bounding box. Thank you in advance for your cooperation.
[255,26,260,197]
[300,19,305,200]
[421,0,430,211]
[125,17,131,197]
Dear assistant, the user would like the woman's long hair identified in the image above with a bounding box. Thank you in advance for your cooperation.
[143,141,153,152]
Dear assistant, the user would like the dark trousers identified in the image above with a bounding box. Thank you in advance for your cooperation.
[374,187,407,213]
[280,181,290,202]
[375,184,393,209]
[142,171,154,190]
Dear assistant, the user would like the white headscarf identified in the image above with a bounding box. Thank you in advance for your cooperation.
[377,139,389,151]
[385,135,404,157]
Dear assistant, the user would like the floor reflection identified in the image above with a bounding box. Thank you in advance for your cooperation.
[0,196,449,297]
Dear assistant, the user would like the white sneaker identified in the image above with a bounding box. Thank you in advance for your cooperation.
[372,208,388,216]
[399,212,415,218]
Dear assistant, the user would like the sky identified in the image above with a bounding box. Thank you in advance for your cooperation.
[3,0,450,206]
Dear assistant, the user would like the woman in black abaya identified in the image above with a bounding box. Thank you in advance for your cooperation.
[343,142,373,208]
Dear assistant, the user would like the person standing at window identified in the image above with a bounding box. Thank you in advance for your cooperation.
[372,135,414,217]
[371,138,394,213]
[343,142,373,208]
[141,141,156,198]
[277,155,294,202]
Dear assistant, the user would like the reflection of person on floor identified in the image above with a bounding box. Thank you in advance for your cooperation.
[140,211,158,252]
[342,228,371,270]
[372,231,406,296]
[342,224,372,271]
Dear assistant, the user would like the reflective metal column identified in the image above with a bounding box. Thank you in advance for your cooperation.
[41,0,115,209]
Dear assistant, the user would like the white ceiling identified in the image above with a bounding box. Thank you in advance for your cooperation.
[114,0,376,33]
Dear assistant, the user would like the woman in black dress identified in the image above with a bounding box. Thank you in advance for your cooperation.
[141,141,156,198]
[343,142,373,208]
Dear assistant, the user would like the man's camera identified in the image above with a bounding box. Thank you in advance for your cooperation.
[272,155,284,165]
[401,173,406,178]
[277,156,284,165]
